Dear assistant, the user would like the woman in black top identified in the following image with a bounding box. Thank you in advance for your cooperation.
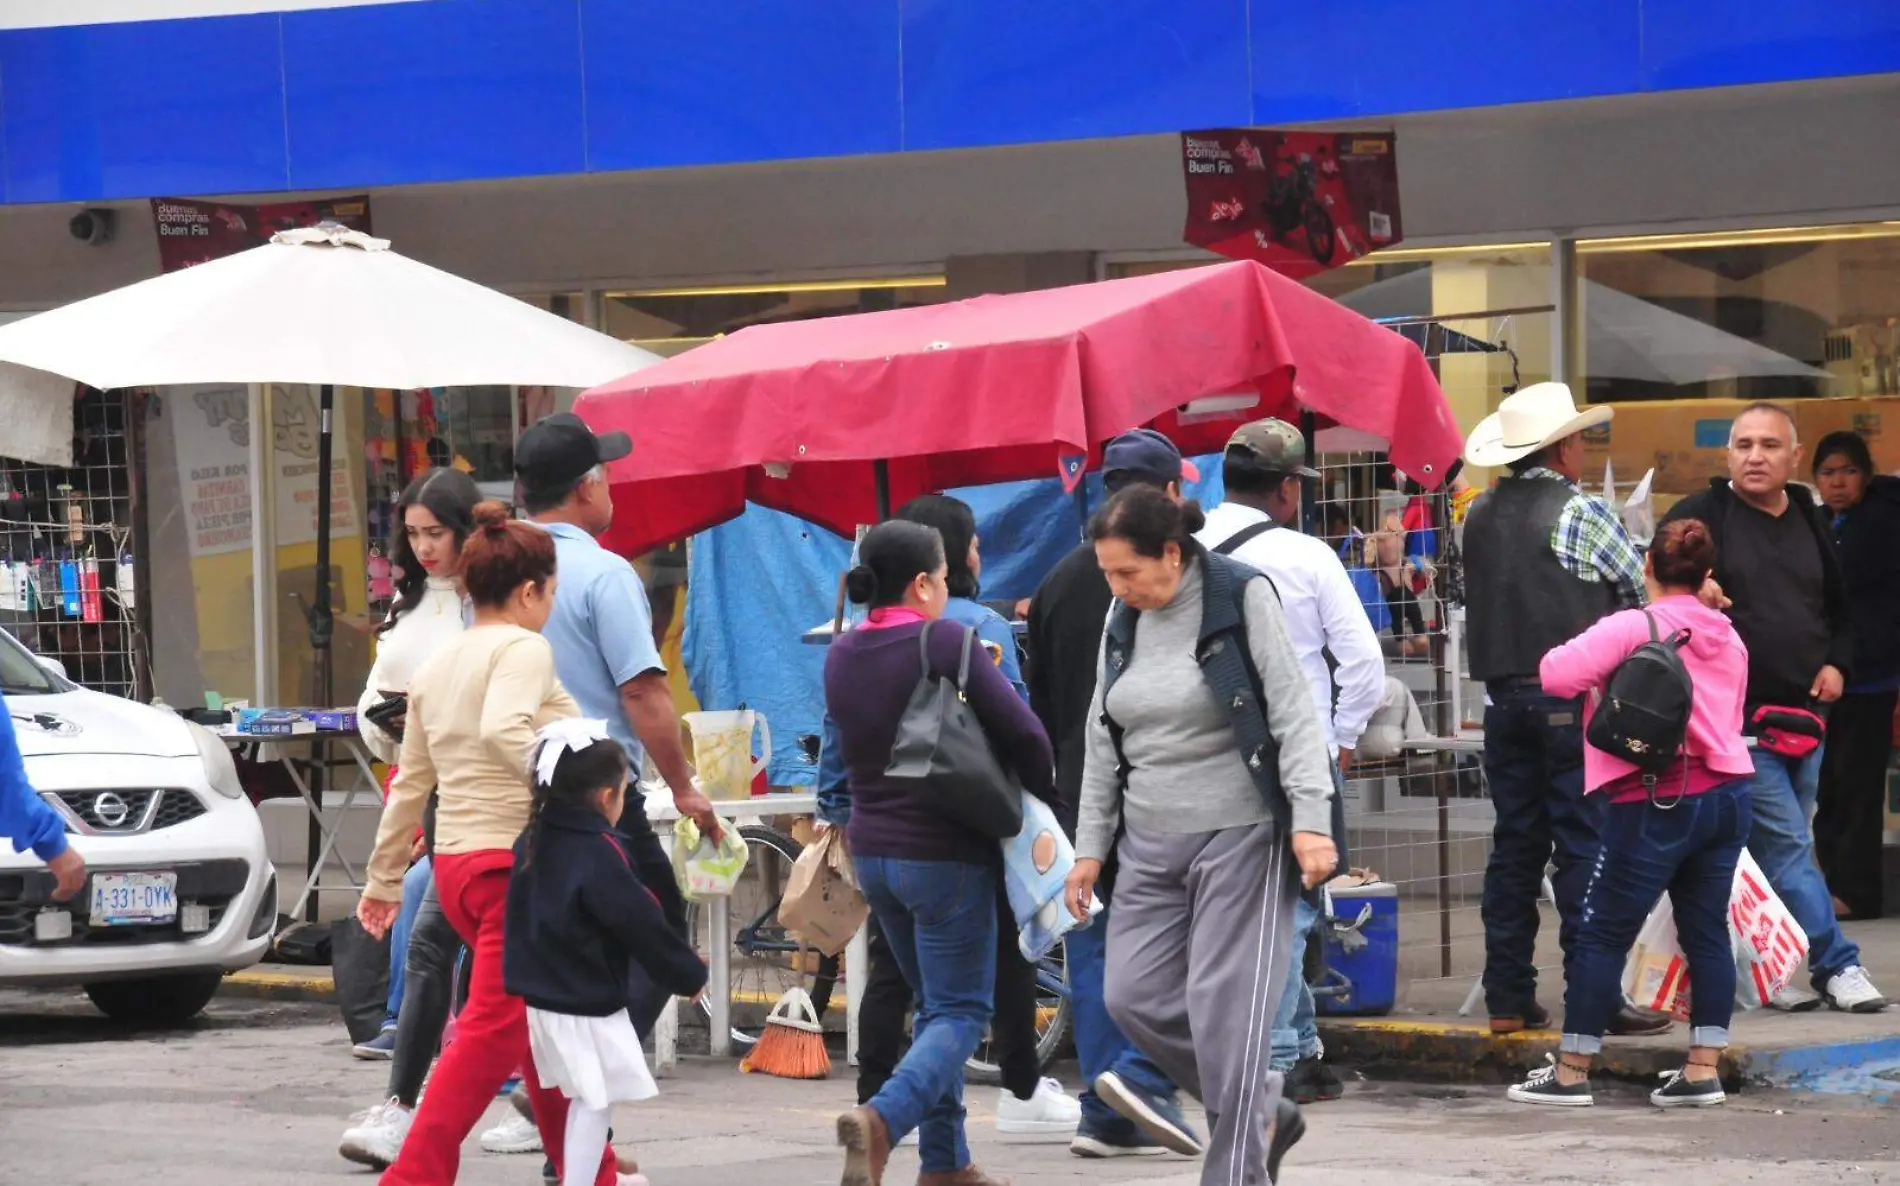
[1812,431,1900,919]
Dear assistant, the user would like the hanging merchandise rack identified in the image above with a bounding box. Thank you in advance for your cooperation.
[0,389,152,701]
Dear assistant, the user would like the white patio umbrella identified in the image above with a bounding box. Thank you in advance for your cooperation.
[0,224,659,710]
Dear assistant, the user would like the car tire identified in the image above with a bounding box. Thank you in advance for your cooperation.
[84,971,224,1026]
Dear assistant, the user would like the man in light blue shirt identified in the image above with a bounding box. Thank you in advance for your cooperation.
[515,412,720,867]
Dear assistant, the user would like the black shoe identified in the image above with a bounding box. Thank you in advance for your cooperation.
[1607,1003,1675,1037]
[1265,1099,1305,1182]
[541,1158,557,1185]
[1507,1056,1593,1108]
[1093,1072,1205,1157]
[1650,1068,1726,1109]
[1285,1057,1344,1104]
[1488,1000,1551,1034]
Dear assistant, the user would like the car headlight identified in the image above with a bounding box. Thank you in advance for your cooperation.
[188,721,246,799]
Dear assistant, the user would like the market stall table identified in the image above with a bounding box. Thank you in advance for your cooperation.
[641,789,869,1075]
[217,724,381,921]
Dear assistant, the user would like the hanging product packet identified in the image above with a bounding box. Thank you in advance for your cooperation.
[671,813,750,901]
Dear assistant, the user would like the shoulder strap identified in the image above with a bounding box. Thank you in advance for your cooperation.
[955,625,976,688]
[916,618,935,670]
[1215,521,1278,556]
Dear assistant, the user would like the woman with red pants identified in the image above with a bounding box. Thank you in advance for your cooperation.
[357,501,625,1186]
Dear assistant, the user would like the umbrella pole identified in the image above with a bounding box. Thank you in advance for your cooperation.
[1299,411,1319,534]
[306,384,336,922]
[874,459,892,522]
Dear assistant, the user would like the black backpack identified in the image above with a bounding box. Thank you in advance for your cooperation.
[1585,611,1694,778]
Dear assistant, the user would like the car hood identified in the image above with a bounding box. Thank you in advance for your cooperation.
[7,688,198,759]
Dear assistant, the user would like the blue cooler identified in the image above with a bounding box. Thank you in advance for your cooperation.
[1314,880,1399,1016]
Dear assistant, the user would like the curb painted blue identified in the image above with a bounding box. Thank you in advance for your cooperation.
[1742,1036,1900,1095]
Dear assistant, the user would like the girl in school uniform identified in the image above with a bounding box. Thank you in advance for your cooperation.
[505,720,710,1186]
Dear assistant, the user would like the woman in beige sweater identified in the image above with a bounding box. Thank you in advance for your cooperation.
[356,501,623,1186]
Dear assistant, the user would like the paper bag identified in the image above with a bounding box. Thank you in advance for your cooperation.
[780,827,869,957]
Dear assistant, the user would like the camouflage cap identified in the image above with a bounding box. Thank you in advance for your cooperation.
[1225,419,1320,478]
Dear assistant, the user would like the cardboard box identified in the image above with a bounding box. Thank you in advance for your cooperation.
[1796,397,1900,475]
[1581,399,1756,495]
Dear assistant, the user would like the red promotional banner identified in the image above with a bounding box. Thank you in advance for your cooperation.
[1181,130,1402,279]
[150,195,373,272]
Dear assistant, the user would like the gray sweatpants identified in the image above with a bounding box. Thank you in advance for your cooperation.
[1105,821,1298,1186]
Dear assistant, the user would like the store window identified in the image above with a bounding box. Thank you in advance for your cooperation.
[1577,222,1900,405]
[600,277,950,357]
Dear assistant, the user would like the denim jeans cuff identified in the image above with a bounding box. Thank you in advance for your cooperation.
[1560,1033,1603,1056]
[1689,1026,1730,1049]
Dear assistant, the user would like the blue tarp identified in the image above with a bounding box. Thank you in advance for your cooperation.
[683,461,1228,785]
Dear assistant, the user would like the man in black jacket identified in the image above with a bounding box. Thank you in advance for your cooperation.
[1024,429,1196,1159]
[1660,403,1886,1012]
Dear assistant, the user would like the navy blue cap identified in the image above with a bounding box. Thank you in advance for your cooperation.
[1102,429,1199,490]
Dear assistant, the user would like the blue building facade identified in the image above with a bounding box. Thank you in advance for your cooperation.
[3,0,1897,204]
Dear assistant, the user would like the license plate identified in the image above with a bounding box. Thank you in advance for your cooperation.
[89,872,178,927]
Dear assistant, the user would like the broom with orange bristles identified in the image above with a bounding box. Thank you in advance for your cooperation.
[738,950,831,1079]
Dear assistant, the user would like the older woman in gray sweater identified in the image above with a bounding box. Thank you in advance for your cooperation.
[1064,484,1338,1186]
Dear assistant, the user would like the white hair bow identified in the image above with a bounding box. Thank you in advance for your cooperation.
[534,718,612,787]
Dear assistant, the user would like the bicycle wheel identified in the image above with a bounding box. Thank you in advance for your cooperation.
[682,823,842,1050]
[965,940,1071,1085]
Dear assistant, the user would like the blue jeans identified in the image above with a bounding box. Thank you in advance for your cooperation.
[1561,780,1750,1055]
[1270,895,1321,1071]
[1745,745,1861,986]
[1270,761,1340,1070]
[1065,899,1178,1138]
[384,856,432,1025]
[855,856,997,1175]
[1480,684,1603,1013]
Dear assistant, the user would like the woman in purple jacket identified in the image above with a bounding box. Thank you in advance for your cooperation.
[825,520,1056,1186]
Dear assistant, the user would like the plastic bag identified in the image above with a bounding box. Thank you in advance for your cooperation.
[1000,793,1100,963]
[779,827,868,957]
[671,816,749,901]
[1621,849,1809,1016]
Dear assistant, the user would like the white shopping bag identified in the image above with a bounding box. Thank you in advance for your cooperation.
[1728,849,1809,1008]
[1620,848,1810,1016]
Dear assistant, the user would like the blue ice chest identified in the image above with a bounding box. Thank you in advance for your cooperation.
[1315,880,1399,1017]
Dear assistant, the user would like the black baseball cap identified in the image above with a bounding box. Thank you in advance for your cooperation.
[514,412,631,492]
[1102,428,1199,492]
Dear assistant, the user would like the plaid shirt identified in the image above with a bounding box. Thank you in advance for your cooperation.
[1521,467,1647,610]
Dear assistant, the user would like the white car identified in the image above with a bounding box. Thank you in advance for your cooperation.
[1,628,276,1024]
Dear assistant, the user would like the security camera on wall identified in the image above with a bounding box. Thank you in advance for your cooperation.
[69,208,115,246]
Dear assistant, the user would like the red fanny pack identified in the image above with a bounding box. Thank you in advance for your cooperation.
[1751,706,1826,760]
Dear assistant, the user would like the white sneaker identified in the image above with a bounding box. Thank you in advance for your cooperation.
[1823,965,1888,1014]
[480,1111,544,1154]
[996,1077,1083,1139]
[339,1097,412,1169]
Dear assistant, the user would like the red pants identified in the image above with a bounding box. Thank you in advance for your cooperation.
[381,849,614,1186]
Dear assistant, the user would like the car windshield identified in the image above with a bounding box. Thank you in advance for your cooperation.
[0,630,65,696]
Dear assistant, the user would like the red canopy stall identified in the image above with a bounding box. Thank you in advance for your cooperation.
[576,260,1463,556]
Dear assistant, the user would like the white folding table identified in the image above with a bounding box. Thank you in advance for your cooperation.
[642,789,869,1075]
[218,725,382,921]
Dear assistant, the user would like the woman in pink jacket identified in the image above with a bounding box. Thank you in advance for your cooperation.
[1507,520,1752,1111]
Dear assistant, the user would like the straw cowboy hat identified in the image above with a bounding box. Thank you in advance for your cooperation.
[1463,382,1614,468]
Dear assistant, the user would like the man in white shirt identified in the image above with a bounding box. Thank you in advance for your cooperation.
[1196,418,1384,1104]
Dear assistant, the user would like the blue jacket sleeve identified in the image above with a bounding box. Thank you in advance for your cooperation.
[0,696,67,863]
[974,612,1030,705]
[816,712,850,826]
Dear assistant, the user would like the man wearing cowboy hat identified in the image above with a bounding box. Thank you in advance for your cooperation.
[1462,383,1671,1038]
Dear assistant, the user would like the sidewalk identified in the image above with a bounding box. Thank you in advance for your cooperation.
[1317,916,1900,1096]
[227,918,1900,1096]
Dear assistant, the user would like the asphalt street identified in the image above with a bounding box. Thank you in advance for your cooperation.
[1,989,1896,1185]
